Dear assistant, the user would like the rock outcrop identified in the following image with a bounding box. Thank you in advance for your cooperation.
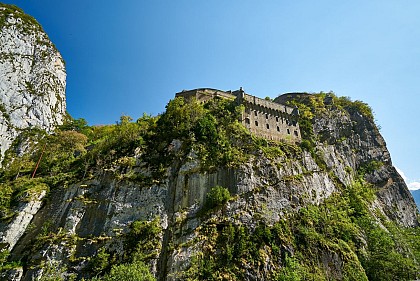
[0,4,66,162]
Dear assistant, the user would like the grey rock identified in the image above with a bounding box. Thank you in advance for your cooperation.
[0,5,66,162]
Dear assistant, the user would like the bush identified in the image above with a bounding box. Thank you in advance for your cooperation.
[90,261,155,281]
[205,186,231,210]
[125,218,162,263]
[89,247,110,275]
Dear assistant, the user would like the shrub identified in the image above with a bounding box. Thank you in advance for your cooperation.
[205,186,231,210]
[90,261,155,281]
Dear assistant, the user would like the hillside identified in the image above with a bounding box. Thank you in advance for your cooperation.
[0,93,418,281]
[0,4,419,281]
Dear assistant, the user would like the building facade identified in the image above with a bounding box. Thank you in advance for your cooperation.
[176,88,301,142]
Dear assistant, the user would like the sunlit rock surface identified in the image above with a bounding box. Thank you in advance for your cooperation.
[0,4,66,162]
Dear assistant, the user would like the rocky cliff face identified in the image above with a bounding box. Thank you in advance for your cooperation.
[0,4,66,162]
[2,94,418,281]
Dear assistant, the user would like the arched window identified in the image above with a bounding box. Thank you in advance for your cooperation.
[255,120,259,126]
[287,128,290,134]
[266,124,270,129]
[277,126,280,132]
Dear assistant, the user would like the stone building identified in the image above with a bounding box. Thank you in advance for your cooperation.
[176,88,301,142]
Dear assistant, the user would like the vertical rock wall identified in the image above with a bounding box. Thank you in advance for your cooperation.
[0,4,66,162]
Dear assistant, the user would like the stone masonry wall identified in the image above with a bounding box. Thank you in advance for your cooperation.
[175,88,301,142]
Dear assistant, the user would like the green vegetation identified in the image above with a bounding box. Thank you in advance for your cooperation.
[0,92,418,280]
[84,218,161,280]
[357,160,384,177]
[124,217,162,263]
[145,97,252,174]
[90,261,155,281]
[204,185,232,211]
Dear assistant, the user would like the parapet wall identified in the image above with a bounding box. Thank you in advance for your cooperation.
[176,88,236,103]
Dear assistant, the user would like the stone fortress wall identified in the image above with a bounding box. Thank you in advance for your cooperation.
[176,88,301,142]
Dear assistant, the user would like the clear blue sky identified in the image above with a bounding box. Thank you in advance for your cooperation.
[3,0,420,190]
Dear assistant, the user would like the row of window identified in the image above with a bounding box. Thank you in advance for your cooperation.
[245,118,298,136]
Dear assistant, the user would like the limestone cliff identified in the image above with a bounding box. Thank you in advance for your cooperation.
[0,4,66,162]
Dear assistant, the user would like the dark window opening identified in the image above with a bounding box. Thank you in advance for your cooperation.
[254,111,258,116]
[266,124,270,129]
[245,118,250,124]
[287,128,290,134]
[294,130,299,136]
[265,113,269,119]
[277,126,280,132]
[255,120,259,126]
[276,116,279,122]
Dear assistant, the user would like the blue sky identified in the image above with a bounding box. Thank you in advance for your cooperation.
[3,0,420,191]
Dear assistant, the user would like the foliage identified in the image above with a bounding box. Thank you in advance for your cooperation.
[145,97,251,174]
[335,96,374,120]
[38,260,75,281]
[89,247,110,275]
[89,261,155,281]
[0,249,21,272]
[0,177,48,220]
[81,114,154,172]
[85,218,161,279]
[124,217,162,263]
[275,254,306,281]
[204,186,231,211]
[36,130,88,177]
[59,115,91,136]
[357,160,383,177]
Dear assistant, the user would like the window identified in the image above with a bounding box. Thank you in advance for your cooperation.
[294,130,299,136]
[255,120,259,126]
[276,116,279,122]
[266,124,270,129]
[287,128,290,134]
[265,113,269,119]
[254,111,258,116]
[245,118,250,124]
[277,126,280,132]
